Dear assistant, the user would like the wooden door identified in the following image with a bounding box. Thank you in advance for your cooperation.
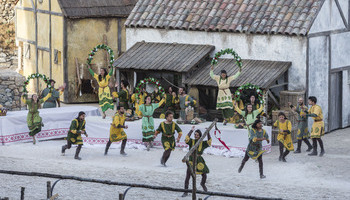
[329,72,342,131]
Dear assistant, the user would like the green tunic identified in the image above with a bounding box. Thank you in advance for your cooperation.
[246,129,269,160]
[156,121,182,150]
[41,88,60,108]
[295,105,309,140]
[161,93,175,117]
[178,95,194,120]
[185,134,211,174]
[23,93,51,136]
[139,103,161,142]
[113,89,129,110]
[67,119,86,145]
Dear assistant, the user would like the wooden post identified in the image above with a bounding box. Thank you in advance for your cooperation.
[20,187,25,200]
[47,181,51,198]
[192,148,197,200]
[118,193,124,200]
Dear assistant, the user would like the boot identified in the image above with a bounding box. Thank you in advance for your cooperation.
[61,145,67,156]
[282,150,289,162]
[308,139,318,156]
[238,161,246,173]
[201,183,208,192]
[74,145,82,160]
[318,139,325,157]
[104,141,111,155]
[294,140,302,153]
[223,119,228,126]
[304,139,313,152]
[182,181,189,197]
[32,136,36,145]
[120,140,127,155]
[146,142,151,151]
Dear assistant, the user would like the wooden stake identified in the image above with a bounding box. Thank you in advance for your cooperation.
[119,193,124,200]
[47,181,51,198]
[20,187,25,200]
[49,193,59,200]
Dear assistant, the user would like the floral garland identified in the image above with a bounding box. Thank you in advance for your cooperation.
[211,48,243,68]
[22,73,51,93]
[234,83,264,104]
[86,44,115,67]
[135,77,165,100]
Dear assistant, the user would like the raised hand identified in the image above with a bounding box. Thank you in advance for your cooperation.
[191,126,195,131]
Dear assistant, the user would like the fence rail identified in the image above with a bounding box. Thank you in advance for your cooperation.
[0,169,282,200]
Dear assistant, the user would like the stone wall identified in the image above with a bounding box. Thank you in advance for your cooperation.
[0,0,17,23]
[0,48,17,71]
[0,70,25,111]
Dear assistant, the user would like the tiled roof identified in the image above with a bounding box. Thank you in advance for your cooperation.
[57,0,138,18]
[113,42,215,72]
[125,0,324,36]
[184,59,291,89]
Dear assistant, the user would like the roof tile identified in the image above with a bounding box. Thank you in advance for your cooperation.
[126,0,323,36]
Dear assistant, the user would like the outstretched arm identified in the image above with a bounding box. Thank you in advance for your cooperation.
[88,67,99,81]
[210,70,220,81]
[40,92,52,103]
[228,71,241,82]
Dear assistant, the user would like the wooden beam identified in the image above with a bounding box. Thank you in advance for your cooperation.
[63,17,68,102]
[16,37,36,45]
[308,28,349,38]
[35,0,38,91]
[335,0,348,29]
[268,83,288,89]
[16,6,63,16]
[37,46,50,52]
[182,120,217,163]
[117,18,122,56]
[49,0,52,78]
[328,35,331,132]
[330,65,350,73]
[267,90,280,108]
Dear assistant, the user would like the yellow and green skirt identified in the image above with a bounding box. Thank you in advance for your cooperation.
[110,130,127,142]
[277,133,294,151]
[189,155,209,174]
[67,132,83,145]
[98,87,114,112]
[161,135,175,151]
[27,112,42,136]
[310,121,325,139]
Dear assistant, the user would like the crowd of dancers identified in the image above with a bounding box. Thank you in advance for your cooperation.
[20,66,326,195]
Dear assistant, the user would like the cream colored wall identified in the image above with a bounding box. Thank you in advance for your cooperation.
[16,9,35,41]
[66,18,126,103]
[16,0,64,94]
[37,13,49,47]
[51,15,64,88]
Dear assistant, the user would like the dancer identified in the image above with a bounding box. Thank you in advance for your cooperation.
[176,87,194,121]
[288,98,313,153]
[160,86,176,119]
[104,106,128,156]
[88,65,114,119]
[22,91,52,144]
[113,80,130,109]
[154,111,182,166]
[303,96,325,157]
[238,120,269,179]
[182,126,211,197]
[131,87,147,119]
[273,112,294,162]
[210,65,241,125]
[61,111,88,160]
[233,102,264,135]
[41,79,65,108]
[139,96,165,150]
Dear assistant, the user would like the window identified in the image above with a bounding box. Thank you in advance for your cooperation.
[54,49,62,64]
[24,44,30,59]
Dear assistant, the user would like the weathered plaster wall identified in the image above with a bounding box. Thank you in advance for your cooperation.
[342,70,350,127]
[66,18,126,103]
[126,28,307,91]
[308,36,329,131]
[309,0,347,34]
[331,32,350,69]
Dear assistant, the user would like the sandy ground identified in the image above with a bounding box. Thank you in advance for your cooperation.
[0,126,350,200]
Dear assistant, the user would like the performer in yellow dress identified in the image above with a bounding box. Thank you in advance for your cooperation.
[131,88,147,119]
[88,66,114,119]
[304,96,325,157]
[210,65,241,124]
[273,112,294,162]
[104,105,128,155]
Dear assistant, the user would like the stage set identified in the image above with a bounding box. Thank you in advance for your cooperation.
[0,106,271,154]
